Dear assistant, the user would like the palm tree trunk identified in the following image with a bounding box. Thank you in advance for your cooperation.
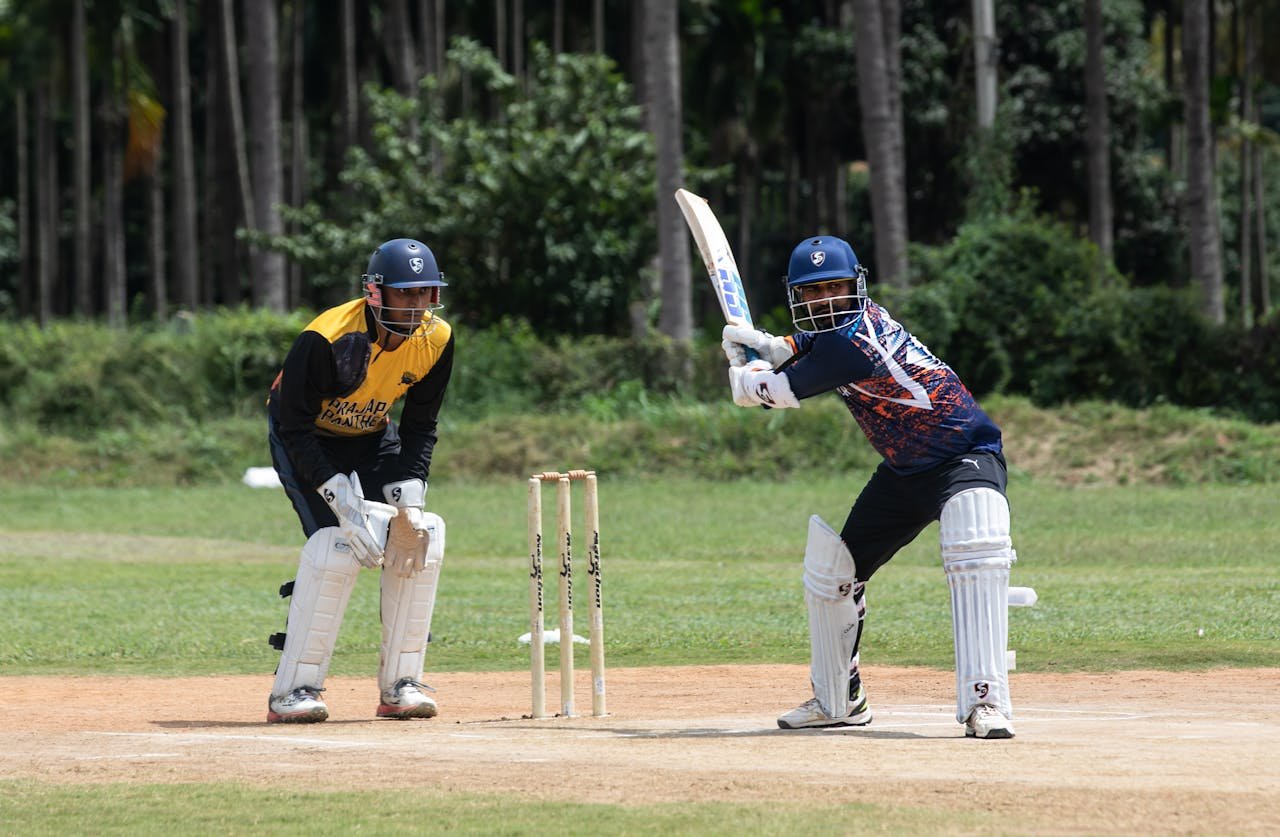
[35,78,56,325]
[494,0,507,69]
[644,0,691,342]
[417,0,436,78]
[1085,0,1114,275]
[512,0,524,84]
[341,0,359,154]
[245,0,287,311]
[289,0,308,306]
[148,150,168,319]
[171,0,201,310]
[593,0,604,53]
[553,0,564,54]
[1238,0,1253,327]
[1164,1,1177,171]
[1256,147,1270,315]
[101,31,128,327]
[972,0,997,129]
[853,0,909,287]
[202,0,226,305]
[383,0,416,96]
[1247,2,1269,316]
[1183,0,1224,322]
[218,0,256,232]
[16,90,31,317]
[71,0,92,315]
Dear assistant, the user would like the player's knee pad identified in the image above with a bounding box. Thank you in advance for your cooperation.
[940,486,1015,569]
[379,513,446,690]
[939,488,1015,722]
[802,515,861,718]
[271,527,361,696]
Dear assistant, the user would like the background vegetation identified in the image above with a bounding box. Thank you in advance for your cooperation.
[1,1,1277,334]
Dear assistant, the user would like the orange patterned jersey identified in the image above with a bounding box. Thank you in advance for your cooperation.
[785,302,1001,474]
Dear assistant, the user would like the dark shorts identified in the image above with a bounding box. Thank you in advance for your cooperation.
[839,451,1008,582]
[268,418,407,538]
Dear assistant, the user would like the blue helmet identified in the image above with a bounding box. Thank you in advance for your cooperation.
[784,236,868,334]
[361,238,447,337]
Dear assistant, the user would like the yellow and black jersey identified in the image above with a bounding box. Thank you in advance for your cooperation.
[268,299,454,490]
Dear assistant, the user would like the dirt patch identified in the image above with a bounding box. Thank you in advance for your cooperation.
[3,665,1278,833]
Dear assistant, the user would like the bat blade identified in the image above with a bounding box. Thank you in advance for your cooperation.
[674,188,756,334]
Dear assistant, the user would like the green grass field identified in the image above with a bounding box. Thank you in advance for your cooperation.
[1,477,1276,677]
[2,476,1278,833]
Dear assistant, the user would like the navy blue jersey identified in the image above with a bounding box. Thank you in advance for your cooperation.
[784,301,1001,474]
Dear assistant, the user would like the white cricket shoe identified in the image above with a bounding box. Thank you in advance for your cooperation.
[965,704,1015,739]
[267,686,328,724]
[777,684,873,729]
[377,677,438,719]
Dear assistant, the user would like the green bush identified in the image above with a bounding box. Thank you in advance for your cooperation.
[906,206,1116,397]
[0,309,310,431]
[895,209,1280,422]
[3,264,1278,443]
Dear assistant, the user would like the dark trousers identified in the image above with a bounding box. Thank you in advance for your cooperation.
[268,418,406,538]
[840,451,1008,582]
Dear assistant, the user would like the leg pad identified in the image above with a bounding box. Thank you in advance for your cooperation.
[379,513,446,692]
[940,488,1015,723]
[802,515,861,719]
[270,528,360,698]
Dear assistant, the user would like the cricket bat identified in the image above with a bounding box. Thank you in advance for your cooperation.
[674,188,760,361]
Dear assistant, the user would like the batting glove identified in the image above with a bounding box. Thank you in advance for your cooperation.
[722,324,793,368]
[728,359,801,409]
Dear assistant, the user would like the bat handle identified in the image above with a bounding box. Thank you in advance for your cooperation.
[741,345,772,410]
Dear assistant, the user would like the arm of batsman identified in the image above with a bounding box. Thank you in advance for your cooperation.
[382,478,432,577]
[721,324,794,368]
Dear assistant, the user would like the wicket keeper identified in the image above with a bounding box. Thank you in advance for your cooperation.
[265,237,453,723]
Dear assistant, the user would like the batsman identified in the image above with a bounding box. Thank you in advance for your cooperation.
[265,237,452,724]
[722,235,1019,739]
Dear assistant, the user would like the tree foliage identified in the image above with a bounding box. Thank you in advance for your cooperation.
[262,39,655,334]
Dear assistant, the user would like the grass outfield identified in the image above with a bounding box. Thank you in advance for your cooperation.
[0,782,978,835]
[0,477,1276,676]
[1,476,1277,833]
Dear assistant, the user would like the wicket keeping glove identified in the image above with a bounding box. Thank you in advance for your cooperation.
[383,478,431,578]
[319,472,387,569]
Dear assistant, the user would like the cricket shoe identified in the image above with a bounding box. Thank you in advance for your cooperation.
[377,677,438,719]
[777,684,873,729]
[267,686,328,724]
[965,704,1015,739]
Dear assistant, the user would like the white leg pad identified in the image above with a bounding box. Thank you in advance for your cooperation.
[802,515,860,719]
[379,513,446,691]
[940,488,1016,723]
[272,527,361,696]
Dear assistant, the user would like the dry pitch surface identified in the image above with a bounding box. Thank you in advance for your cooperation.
[3,664,1278,833]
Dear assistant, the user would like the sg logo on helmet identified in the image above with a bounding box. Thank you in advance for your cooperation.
[810,251,826,267]
[409,257,424,274]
